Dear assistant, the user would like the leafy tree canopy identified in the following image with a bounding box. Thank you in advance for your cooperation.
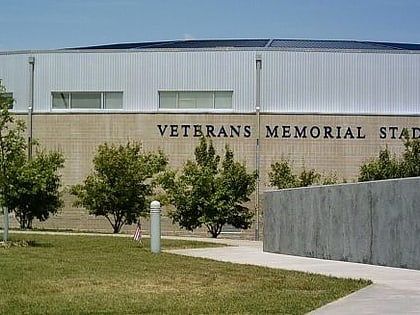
[70,141,168,233]
[7,150,65,228]
[359,134,420,182]
[269,159,337,189]
[0,84,26,202]
[1,81,64,229]
[160,137,257,238]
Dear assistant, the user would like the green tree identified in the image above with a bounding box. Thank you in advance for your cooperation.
[269,159,335,189]
[160,137,256,238]
[70,141,168,233]
[268,160,298,189]
[0,84,27,234]
[401,136,420,177]
[358,135,420,181]
[0,83,26,197]
[298,168,321,187]
[358,147,401,181]
[7,150,65,228]
[0,82,64,230]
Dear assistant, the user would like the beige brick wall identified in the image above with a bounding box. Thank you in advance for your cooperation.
[5,112,418,238]
[261,114,419,184]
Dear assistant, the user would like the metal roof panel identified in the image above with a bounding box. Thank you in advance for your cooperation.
[67,39,420,51]
[72,39,270,50]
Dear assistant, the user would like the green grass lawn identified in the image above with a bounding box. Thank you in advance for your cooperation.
[0,233,370,314]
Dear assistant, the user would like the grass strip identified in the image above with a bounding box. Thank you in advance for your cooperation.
[0,233,370,314]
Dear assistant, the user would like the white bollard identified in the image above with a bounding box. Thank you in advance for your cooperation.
[150,201,161,253]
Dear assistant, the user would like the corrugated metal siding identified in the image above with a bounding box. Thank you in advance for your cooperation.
[35,53,129,112]
[1,49,420,114]
[0,54,30,111]
[29,51,256,112]
[262,51,420,114]
[122,50,256,112]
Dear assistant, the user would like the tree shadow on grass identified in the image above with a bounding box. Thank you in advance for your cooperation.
[1,240,54,248]
[26,240,54,248]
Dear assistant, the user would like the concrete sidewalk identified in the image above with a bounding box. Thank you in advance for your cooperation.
[166,238,420,315]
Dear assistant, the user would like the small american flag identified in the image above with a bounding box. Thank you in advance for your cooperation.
[133,221,142,243]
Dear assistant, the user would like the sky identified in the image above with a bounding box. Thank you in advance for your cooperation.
[1,0,420,51]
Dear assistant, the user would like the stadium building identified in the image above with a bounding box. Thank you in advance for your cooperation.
[1,39,419,237]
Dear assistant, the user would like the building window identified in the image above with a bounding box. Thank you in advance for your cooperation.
[52,92,123,109]
[104,92,124,109]
[0,92,14,109]
[159,91,233,109]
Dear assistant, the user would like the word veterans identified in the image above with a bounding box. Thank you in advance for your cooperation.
[157,124,251,138]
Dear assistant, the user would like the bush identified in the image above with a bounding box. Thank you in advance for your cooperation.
[359,135,420,182]
[269,159,338,189]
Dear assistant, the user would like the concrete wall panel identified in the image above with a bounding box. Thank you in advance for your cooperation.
[264,177,420,269]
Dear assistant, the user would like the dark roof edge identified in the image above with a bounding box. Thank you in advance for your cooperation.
[67,38,420,51]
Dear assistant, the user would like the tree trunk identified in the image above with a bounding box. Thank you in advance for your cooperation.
[19,215,33,229]
[113,225,121,233]
[208,224,222,238]
[19,217,26,229]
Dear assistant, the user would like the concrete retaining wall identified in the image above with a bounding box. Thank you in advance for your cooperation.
[263,177,420,269]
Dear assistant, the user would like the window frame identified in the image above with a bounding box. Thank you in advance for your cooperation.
[51,91,123,110]
[158,90,233,110]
